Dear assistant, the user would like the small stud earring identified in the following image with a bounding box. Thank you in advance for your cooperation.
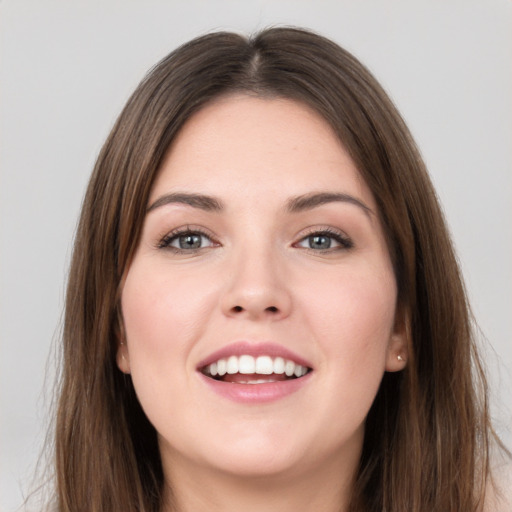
[397,354,404,362]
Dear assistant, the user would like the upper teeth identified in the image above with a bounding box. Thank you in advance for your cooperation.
[205,355,308,378]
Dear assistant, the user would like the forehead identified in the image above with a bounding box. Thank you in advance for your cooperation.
[151,95,375,209]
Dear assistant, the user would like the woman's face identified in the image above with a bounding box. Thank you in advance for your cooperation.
[119,95,406,483]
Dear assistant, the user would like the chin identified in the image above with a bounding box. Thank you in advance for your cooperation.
[161,426,309,480]
[207,450,307,481]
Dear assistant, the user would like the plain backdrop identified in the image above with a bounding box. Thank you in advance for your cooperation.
[1,1,511,510]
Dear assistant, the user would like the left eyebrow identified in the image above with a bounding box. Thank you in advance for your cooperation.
[286,192,374,217]
[147,192,224,213]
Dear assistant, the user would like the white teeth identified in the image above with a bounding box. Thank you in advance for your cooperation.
[217,358,227,376]
[205,355,309,379]
[273,357,285,374]
[226,355,238,374]
[246,378,278,384]
[238,355,256,374]
[255,356,273,375]
[294,364,306,377]
[284,360,295,377]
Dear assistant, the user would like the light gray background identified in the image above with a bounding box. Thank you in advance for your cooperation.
[1,1,511,510]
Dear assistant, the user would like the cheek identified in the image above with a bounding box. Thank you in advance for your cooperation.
[120,262,215,391]
[310,263,395,317]
[122,261,212,345]
[299,266,397,371]
[119,261,214,419]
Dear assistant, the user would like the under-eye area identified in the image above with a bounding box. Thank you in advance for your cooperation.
[201,355,312,384]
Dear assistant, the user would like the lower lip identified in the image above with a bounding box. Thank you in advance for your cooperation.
[198,372,312,403]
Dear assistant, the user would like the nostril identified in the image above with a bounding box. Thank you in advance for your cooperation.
[228,305,280,315]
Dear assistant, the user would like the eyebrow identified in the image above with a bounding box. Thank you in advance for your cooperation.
[147,192,224,213]
[146,191,374,217]
[286,192,374,217]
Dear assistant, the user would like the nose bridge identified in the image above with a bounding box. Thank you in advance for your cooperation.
[221,236,291,320]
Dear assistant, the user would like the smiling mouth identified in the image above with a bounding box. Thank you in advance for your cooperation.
[201,355,311,384]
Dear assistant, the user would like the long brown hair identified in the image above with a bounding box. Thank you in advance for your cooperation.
[54,27,496,511]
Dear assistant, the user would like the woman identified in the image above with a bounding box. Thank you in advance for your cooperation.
[51,27,508,511]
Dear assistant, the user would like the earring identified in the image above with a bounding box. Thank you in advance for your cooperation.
[397,354,404,362]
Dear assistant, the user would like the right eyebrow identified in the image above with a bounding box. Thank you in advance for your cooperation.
[147,192,224,213]
[286,192,374,218]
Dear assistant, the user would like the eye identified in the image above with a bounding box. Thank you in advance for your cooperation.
[158,228,217,252]
[295,230,353,251]
[172,233,210,250]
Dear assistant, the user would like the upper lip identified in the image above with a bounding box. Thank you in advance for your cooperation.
[196,341,313,370]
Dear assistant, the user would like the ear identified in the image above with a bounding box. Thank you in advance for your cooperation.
[115,308,131,374]
[116,341,131,374]
[385,308,409,372]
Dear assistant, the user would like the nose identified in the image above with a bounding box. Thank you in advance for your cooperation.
[220,248,292,321]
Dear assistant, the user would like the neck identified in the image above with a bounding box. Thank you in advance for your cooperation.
[160,448,359,512]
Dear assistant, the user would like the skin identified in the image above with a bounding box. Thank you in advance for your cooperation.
[118,95,407,512]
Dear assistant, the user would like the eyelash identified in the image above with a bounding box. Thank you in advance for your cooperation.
[157,226,218,253]
[294,227,354,252]
[156,226,354,254]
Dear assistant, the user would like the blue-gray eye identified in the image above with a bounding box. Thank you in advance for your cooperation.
[307,234,333,250]
[159,230,215,251]
[296,231,352,251]
[176,233,203,249]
